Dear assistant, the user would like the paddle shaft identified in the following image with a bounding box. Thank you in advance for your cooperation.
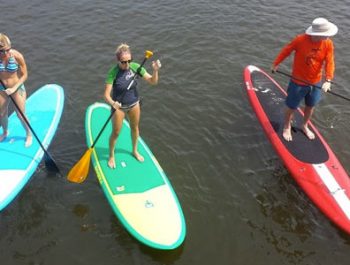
[0,79,60,172]
[91,56,149,149]
[275,70,350,101]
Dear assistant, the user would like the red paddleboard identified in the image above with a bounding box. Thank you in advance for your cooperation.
[244,65,350,234]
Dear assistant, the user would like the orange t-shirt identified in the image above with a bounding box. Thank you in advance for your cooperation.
[273,34,335,85]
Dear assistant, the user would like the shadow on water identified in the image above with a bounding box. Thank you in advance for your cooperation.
[72,204,97,232]
[335,227,350,245]
[245,159,316,263]
[107,214,184,264]
[245,156,350,263]
[0,184,59,264]
[139,243,185,265]
[70,201,184,264]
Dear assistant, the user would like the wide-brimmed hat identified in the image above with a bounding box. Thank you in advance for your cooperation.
[305,18,338,37]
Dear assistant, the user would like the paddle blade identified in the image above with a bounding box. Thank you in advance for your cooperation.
[145,50,153,59]
[67,148,93,183]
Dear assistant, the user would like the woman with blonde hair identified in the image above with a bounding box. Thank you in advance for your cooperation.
[104,43,161,168]
[0,33,32,146]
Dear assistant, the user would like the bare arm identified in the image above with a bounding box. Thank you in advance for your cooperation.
[142,60,161,85]
[104,83,120,109]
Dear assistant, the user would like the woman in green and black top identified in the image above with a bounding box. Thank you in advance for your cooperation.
[104,43,161,169]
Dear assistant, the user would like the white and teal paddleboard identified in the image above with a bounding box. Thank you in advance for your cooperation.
[0,84,64,210]
[85,102,186,249]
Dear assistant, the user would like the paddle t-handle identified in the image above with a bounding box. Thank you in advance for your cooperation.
[145,50,153,59]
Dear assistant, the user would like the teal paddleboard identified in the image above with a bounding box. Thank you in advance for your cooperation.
[85,102,186,249]
[0,84,64,210]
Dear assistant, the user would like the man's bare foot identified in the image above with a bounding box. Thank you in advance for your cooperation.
[282,127,292,141]
[302,126,315,140]
[25,135,32,147]
[0,132,8,142]
[133,151,144,162]
[108,156,116,169]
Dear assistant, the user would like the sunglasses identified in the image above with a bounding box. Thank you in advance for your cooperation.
[120,59,132,65]
[0,48,11,55]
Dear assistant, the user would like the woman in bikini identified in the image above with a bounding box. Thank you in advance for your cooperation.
[0,33,32,147]
[104,43,161,169]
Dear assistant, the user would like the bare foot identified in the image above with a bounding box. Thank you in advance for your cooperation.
[25,135,32,147]
[302,126,315,140]
[107,156,116,169]
[0,132,8,142]
[282,127,292,141]
[133,151,144,162]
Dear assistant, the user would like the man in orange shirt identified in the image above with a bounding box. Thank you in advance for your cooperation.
[271,18,338,141]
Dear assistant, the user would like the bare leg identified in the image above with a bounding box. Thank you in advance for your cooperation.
[0,91,9,142]
[128,103,144,162]
[283,107,294,141]
[108,108,125,169]
[302,106,315,140]
[12,89,32,147]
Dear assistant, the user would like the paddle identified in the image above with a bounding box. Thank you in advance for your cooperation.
[274,70,350,101]
[67,50,153,183]
[0,79,60,173]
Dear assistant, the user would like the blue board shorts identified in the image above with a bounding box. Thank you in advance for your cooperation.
[285,80,322,109]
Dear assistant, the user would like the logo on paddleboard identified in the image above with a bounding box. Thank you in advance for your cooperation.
[145,200,154,208]
[116,185,125,192]
[257,85,271,93]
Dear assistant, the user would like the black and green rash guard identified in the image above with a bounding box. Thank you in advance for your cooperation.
[105,62,146,106]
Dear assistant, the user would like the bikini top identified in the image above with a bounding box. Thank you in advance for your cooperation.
[0,54,19,73]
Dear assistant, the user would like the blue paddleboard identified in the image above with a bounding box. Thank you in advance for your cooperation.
[0,84,64,210]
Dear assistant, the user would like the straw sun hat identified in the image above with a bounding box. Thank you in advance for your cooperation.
[305,18,338,37]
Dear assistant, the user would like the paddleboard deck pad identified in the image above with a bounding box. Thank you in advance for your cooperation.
[244,65,350,234]
[85,102,186,249]
[0,84,64,210]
